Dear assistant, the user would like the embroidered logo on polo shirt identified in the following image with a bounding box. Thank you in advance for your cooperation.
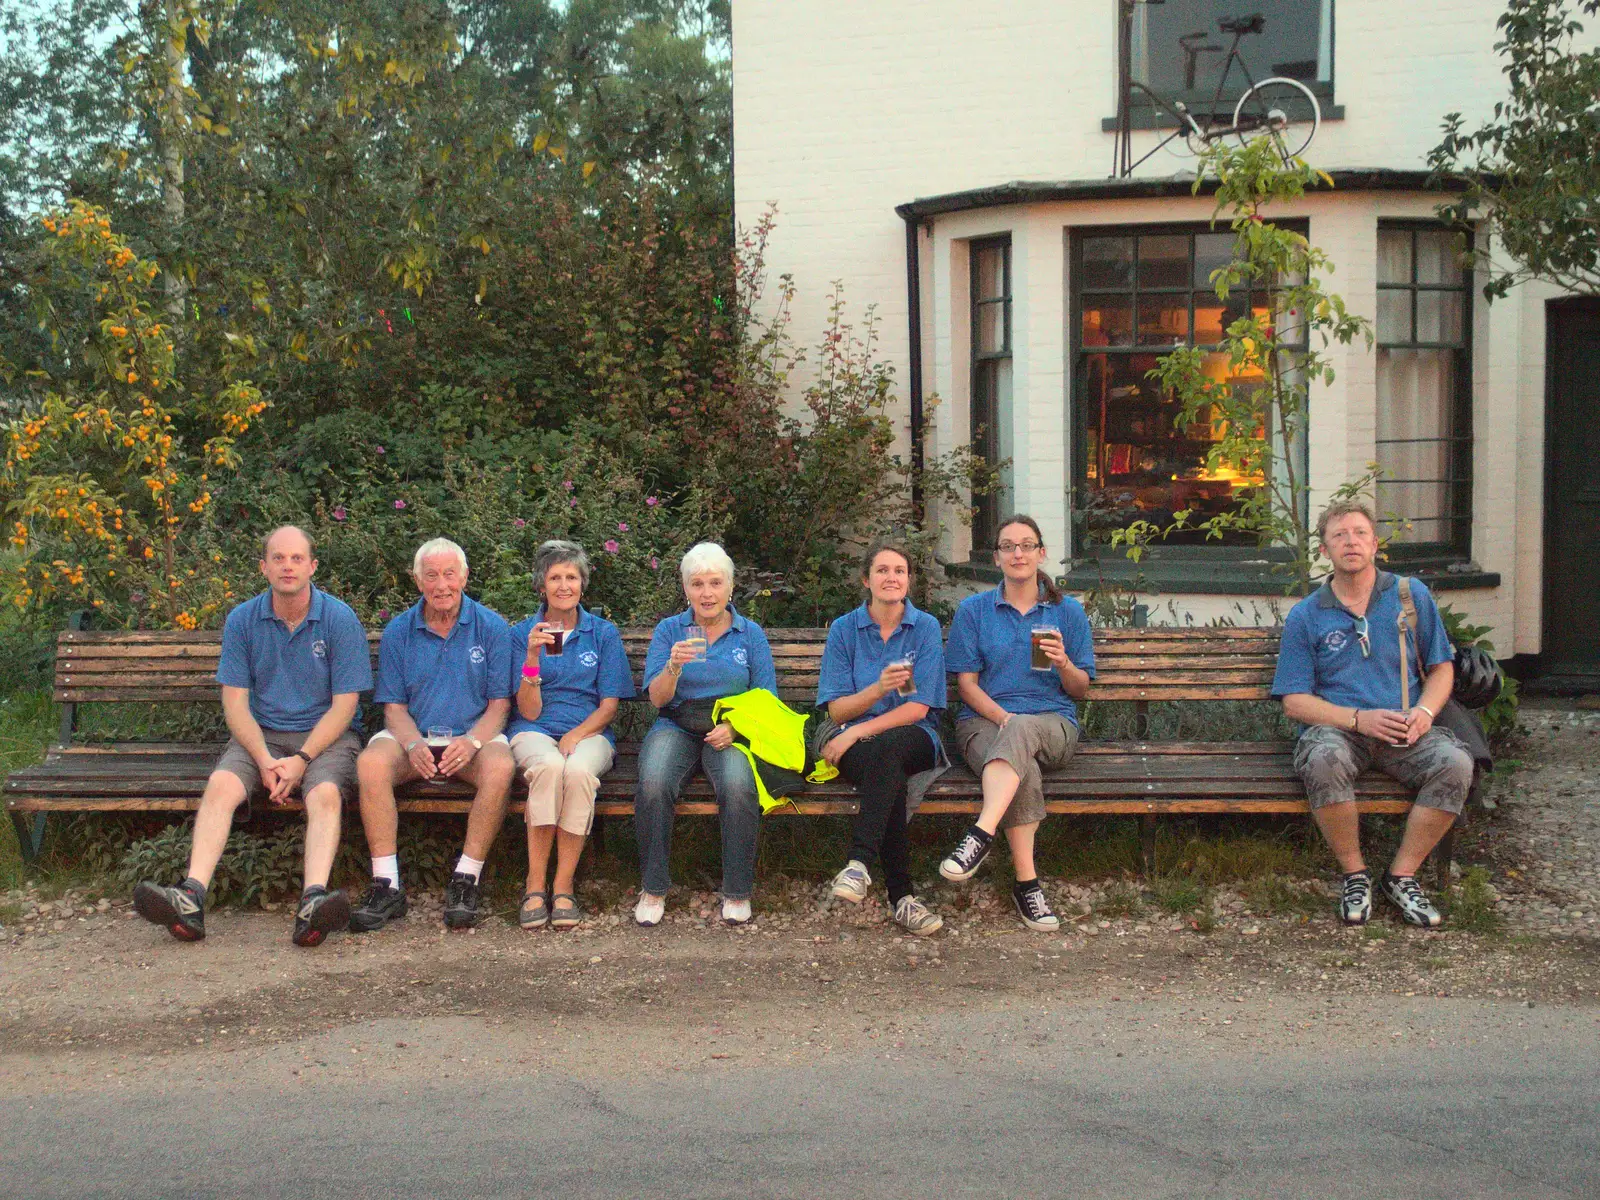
[469,645,486,664]
[1321,630,1348,653]
[733,648,748,665]
[311,640,327,658]
[580,650,599,667]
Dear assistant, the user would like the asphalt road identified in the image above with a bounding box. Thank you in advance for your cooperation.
[2,1002,1596,1200]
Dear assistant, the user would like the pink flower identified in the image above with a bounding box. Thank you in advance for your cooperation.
[645,496,659,507]
[562,480,574,491]
[375,445,385,455]
[331,506,347,522]
[649,556,659,570]
[513,518,526,528]
[617,522,629,532]
[378,609,390,621]
[393,499,406,510]
[603,539,620,554]
[569,498,577,508]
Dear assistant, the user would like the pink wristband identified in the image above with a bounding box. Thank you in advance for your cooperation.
[521,662,540,680]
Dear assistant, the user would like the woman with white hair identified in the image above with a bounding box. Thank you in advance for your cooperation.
[507,540,635,931]
[633,542,776,927]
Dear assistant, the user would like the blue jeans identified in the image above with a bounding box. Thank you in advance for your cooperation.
[633,723,762,900]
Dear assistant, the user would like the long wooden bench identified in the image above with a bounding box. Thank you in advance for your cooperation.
[5,619,1448,879]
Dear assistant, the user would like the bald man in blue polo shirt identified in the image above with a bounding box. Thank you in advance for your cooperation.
[350,538,516,933]
[132,526,372,947]
[1272,501,1474,928]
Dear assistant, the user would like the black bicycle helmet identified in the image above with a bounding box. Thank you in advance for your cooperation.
[1452,644,1503,710]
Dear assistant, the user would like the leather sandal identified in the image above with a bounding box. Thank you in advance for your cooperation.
[550,893,583,929]
[518,891,549,929]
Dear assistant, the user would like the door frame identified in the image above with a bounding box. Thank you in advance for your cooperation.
[1539,295,1600,690]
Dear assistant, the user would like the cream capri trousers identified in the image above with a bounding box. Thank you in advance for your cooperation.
[509,730,615,836]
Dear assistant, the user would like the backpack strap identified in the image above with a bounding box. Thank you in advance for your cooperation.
[1396,577,1419,710]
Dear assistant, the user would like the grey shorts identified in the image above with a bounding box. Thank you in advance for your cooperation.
[1292,724,1473,815]
[214,728,362,813]
[955,713,1080,829]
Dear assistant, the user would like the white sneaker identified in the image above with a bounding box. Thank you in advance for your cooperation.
[830,860,872,903]
[634,892,665,927]
[721,898,752,924]
[892,895,944,936]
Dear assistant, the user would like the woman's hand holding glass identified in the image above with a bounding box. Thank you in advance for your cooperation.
[1035,629,1069,670]
[877,659,914,697]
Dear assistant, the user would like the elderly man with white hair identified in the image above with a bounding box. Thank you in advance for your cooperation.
[633,541,776,927]
[350,537,516,933]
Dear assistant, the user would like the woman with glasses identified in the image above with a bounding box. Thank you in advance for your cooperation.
[937,515,1095,931]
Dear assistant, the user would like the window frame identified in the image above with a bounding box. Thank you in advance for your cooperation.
[1068,220,1309,563]
[1374,219,1475,563]
[970,235,1013,554]
[1124,0,1337,124]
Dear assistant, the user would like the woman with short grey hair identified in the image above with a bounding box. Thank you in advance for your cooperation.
[507,539,635,930]
[633,542,777,927]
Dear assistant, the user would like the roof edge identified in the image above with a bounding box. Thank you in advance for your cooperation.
[895,169,1473,221]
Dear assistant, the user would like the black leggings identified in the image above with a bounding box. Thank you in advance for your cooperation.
[838,726,936,905]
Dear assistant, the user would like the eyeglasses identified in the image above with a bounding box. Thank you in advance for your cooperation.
[1353,615,1370,658]
[996,541,1041,554]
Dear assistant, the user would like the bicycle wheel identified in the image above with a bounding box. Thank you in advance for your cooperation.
[1232,77,1320,160]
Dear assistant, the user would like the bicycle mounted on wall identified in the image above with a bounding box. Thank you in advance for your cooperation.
[1111,0,1321,178]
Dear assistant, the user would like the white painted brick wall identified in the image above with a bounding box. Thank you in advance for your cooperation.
[733,1,1558,651]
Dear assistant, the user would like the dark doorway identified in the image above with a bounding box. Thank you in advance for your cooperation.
[1542,298,1600,690]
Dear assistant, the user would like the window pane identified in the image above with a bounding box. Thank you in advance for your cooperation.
[1377,229,1412,285]
[1194,232,1234,288]
[1415,230,1463,286]
[1137,295,1189,345]
[1081,237,1134,290]
[1080,350,1262,547]
[1132,0,1327,93]
[977,300,1008,355]
[1416,290,1464,344]
[1193,293,1228,343]
[1082,293,1134,347]
[1376,348,1455,543]
[1139,235,1189,289]
[975,245,1007,301]
[1377,289,1411,344]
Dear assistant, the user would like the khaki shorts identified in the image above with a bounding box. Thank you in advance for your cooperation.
[510,730,614,836]
[956,713,1080,829]
[367,730,510,748]
[214,728,362,814]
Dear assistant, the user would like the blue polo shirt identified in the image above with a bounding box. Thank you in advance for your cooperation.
[1271,572,1453,712]
[216,586,372,733]
[374,595,514,736]
[507,607,636,743]
[944,587,1096,725]
[643,608,777,736]
[816,601,946,752]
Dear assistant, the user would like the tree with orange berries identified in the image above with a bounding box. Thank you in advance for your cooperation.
[2,201,265,628]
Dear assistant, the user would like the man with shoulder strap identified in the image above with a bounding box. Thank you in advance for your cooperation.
[1271,500,1474,927]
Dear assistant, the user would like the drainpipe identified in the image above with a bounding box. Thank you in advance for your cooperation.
[903,212,925,529]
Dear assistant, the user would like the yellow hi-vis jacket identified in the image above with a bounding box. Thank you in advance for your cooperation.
[711,688,839,813]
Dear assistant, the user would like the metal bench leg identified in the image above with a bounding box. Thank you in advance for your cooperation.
[10,812,46,863]
[1433,825,1456,892]
[1140,814,1158,877]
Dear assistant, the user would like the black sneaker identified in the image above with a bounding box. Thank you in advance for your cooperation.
[133,880,205,942]
[292,888,351,948]
[443,872,481,930]
[348,878,408,933]
[938,825,993,882]
[1382,872,1442,928]
[1013,884,1061,932]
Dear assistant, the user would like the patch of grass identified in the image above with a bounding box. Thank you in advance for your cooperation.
[0,686,58,890]
[1240,872,1327,917]
[1441,865,1504,935]
[1095,880,1145,917]
[1149,874,1207,914]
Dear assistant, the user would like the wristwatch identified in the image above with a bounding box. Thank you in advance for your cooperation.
[404,738,423,752]
[467,736,483,751]
[293,749,314,764]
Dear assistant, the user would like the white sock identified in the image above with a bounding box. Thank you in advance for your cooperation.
[455,854,485,882]
[372,855,400,889]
